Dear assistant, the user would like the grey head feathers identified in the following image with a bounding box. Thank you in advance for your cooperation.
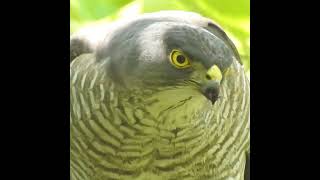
[70,11,241,64]
[94,20,234,91]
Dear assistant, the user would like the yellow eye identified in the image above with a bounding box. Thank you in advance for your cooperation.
[169,49,191,69]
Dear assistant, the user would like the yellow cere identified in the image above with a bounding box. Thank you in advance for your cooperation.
[207,65,222,82]
[169,49,191,69]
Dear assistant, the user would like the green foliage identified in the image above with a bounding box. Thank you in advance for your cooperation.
[70,0,250,74]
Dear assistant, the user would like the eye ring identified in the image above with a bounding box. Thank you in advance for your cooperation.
[169,49,191,69]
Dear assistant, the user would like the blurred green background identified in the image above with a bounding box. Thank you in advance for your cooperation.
[70,0,250,75]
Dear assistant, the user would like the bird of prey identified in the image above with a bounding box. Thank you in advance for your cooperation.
[70,11,250,180]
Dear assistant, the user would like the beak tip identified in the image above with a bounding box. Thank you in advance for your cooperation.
[202,83,220,105]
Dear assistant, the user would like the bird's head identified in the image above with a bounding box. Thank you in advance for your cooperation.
[96,20,236,128]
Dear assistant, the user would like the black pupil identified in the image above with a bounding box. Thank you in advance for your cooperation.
[176,55,186,64]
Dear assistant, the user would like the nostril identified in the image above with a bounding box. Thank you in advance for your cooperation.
[205,74,211,80]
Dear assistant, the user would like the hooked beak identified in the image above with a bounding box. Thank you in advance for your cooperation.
[201,65,223,104]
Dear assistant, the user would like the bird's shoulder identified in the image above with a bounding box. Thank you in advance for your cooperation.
[70,53,117,123]
[70,53,112,94]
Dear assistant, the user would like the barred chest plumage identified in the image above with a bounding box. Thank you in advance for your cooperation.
[70,55,249,180]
